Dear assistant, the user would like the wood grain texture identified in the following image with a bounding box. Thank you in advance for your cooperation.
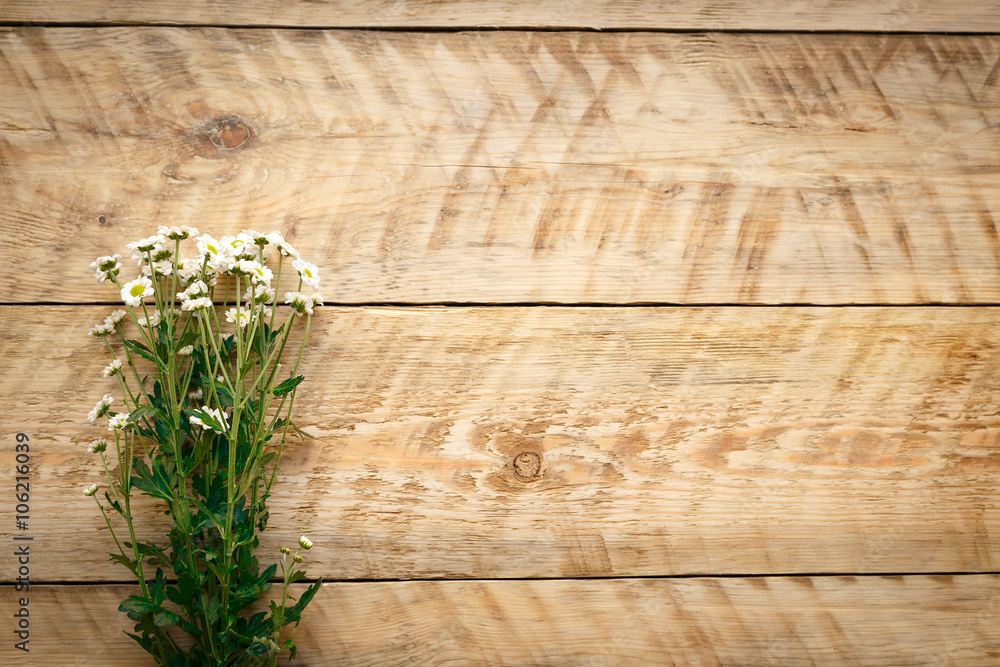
[3,576,998,665]
[3,29,1000,304]
[3,0,1000,32]
[3,306,999,581]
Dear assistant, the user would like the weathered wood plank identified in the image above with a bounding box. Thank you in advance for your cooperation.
[3,0,1000,32]
[2,29,1000,304]
[2,576,998,665]
[2,306,999,581]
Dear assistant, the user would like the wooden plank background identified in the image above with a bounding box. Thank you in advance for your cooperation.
[9,577,1000,665]
[3,305,1000,581]
[2,3,999,665]
[3,0,1000,32]
[3,29,1000,304]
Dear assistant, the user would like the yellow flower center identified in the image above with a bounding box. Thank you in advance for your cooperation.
[206,244,217,254]
[304,268,313,277]
[130,284,145,297]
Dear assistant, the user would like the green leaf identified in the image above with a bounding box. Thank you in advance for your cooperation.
[123,338,156,363]
[283,639,297,661]
[165,585,185,607]
[108,553,138,576]
[271,375,304,398]
[177,330,199,350]
[206,595,221,626]
[244,637,281,666]
[283,579,322,627]
[149,568,167,606]
[145,548,172,570]
[129,404,162,424]
[186,407,226,433]
[131,459,173,501]
[104,491,124,516]
[290,421,316,440]
[119,595,161,621]
[256,563,277,587]
[271,418,316,440]
[154,609,182,627]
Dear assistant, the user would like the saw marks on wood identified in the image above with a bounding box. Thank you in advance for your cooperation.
[3,306,998,580]
[3,0,1000,32]
[2,29,1000,303]
[3,577,998,665]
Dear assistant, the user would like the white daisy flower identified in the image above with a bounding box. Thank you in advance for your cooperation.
[104,309,127,327]
[298,535,313,550]
[121,276,154,307]
[83,483,100,497]
[189,407,228,433]
[87,394,114,423]
[92,254,122,272]
[89,254,122,284]
[225,306,251,328]
[310,293,324,306]
[175,262,200,285]
[292,259,320,290]
[250,264,273,285]
[181,296,213,313]
[141,260,173,278]
[135,309,162,328]
[221,233,258,259]
[188,387,204,401]
[179,280,209,301]
[87,439,108,454]
[126,234,166,260]
[231,259,253,276]
[196,233,222,258]
[245,284,275,303]
[107,412,129,431]
[266,232,299,258]
[157,225,199,240]
[151,248,173,263]
[89,322,114,337]
[102,359,123,377]
[284,292,313,316]
[234,260,273,286]
[245,229,269,246]
[196,234,235,272]
[178,344,194,356]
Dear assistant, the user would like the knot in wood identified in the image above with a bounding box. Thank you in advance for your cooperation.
[207,115,253,150]
[512,451,541,480]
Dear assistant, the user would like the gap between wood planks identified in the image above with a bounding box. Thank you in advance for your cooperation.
[1,21,998,34]
[21,571,1000,587]
[5,302,1000,308]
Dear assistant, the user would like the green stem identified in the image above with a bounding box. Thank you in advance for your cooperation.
[93,495,126,558]
[117,430,148,598]
[99,451,121,505]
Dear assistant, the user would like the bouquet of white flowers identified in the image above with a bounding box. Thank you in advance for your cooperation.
[84,226,322,666]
